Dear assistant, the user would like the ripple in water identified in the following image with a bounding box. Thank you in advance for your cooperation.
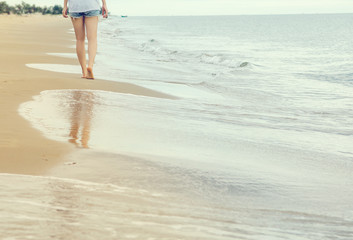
[14,89,353,239]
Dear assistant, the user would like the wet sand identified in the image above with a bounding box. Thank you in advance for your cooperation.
[0,14,171,174]
[2,14,353,240]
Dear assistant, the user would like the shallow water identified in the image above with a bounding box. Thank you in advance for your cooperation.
[2,153,353,240]
[0,173,240,240]
[15,14,353,239]
[15,89,353,239]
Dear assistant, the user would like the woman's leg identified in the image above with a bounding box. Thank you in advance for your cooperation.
[85,16,98,79]
[71,17,87,78]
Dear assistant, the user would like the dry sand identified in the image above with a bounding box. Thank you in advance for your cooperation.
[0,14,170,174]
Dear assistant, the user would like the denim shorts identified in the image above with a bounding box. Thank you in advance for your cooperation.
[70,10,100,18]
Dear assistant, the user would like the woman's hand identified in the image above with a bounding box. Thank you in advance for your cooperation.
[102,4,108,18]
[62,6,68,18]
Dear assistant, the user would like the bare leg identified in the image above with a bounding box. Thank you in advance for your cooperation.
[71,17,87,78]
[85,16,98,79]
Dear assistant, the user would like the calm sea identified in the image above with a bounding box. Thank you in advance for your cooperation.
[7,14,353,239]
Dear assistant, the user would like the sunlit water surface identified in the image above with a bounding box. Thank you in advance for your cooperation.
[7,14,353,239]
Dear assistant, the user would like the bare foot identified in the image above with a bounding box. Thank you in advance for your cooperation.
[86,67,94,80]
[82,69,88,78]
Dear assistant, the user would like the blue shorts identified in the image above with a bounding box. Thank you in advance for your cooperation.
[70,10,100,18]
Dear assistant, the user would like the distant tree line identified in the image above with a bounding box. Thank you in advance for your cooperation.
[0,1,63,15]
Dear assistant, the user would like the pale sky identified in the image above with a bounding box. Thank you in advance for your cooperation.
[5,0,353,16]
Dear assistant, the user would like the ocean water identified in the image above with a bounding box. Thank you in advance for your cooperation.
[9,14,353,239]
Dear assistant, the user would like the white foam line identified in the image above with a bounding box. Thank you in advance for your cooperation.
[47,53,87,59]
[136,81,222,100]
[69,43,88,48]
[47,53,77,59]
[26,64,221,100]
[0,173,129,192]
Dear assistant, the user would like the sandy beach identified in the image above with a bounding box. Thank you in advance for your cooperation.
[0,15,227,239]
[1,13,353,240]
[0,14,170,174]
